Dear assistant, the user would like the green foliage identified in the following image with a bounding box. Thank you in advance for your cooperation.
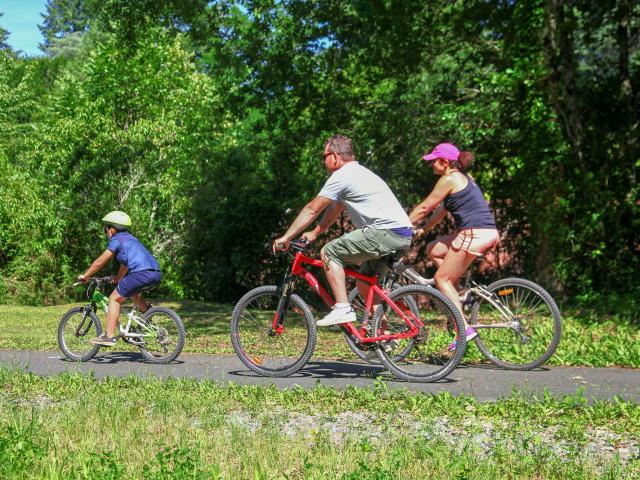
[0,417,46,478]
[142,446,220,480]
[0,369,638,478]
[0,0,638,305]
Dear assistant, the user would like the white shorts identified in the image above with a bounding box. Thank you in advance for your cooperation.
[451,228,500,257]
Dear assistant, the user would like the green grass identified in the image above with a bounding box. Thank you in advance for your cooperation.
[1,299,639,368]
[0,367,638,479]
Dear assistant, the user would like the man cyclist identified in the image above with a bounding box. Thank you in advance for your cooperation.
[273,134,412,326]
[78,211,161,346]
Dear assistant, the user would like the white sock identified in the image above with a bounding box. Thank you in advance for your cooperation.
[334,303,351,309]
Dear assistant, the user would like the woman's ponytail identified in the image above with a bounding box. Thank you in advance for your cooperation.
[456,151,475,172]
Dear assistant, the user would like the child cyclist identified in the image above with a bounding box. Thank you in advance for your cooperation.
[78,211,161,347]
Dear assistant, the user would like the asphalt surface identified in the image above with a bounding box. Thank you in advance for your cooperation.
[1,349,639,402]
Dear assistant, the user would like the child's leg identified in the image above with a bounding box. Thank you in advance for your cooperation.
[131,292,150,312]
[106,289,126,338]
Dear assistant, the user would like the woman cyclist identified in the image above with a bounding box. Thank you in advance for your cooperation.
[409,143,499,349]
[78,211,161,347]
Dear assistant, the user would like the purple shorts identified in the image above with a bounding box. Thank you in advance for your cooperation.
[116,270,161,298]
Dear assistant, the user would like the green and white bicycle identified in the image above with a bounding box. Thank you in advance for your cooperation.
[57,276,185,364]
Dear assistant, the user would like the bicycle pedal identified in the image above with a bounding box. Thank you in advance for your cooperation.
[381,339,399,353]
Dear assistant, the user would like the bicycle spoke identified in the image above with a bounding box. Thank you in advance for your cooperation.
[232,287,316,376]
[472,279,561,369]
[373,285,466,382]
[58,307,101,362]
[139,309,183,361]
[346,285,416,364]
[242,309,269,331]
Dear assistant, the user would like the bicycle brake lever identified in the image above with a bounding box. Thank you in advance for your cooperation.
[290,238,309,250]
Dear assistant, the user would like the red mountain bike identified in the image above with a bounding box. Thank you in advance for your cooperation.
[230,240,466,382]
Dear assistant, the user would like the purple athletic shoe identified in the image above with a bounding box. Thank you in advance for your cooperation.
[447,327,477,352]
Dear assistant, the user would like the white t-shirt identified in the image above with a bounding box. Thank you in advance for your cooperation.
[318,162,411,230]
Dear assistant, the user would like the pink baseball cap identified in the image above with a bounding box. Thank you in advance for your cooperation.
[422,143,460,162]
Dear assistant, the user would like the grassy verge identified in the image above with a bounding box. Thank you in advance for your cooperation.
[0,367,638,479]
[1,300,639,368]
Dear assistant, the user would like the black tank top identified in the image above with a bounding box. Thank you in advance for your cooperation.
[443,173,496,230]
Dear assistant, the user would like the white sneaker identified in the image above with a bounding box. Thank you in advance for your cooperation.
[317,304,356,326]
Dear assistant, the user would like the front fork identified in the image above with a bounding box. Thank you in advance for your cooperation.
[270,274,296,336]
[75,304,97,337]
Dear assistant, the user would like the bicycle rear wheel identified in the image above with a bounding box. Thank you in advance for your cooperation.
[57,307,102,362]
[373,285,466,382]
[138,307,186,364]
[470,278,561,370]
[231,285,317,377]
[346,285,415,364]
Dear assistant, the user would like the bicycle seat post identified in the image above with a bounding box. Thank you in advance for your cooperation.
[464,270,473,289]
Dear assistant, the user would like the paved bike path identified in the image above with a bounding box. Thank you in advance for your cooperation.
[1,349,638,402]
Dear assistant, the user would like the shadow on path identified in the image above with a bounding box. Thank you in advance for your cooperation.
[229,359,457,384]
[61,351,185,365]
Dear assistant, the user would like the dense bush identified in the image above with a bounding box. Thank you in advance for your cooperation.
[0,1,638,305]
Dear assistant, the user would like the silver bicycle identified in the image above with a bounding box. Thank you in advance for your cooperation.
[349,259,562,370]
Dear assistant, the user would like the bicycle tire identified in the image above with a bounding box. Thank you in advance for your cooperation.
[231,285,317,377]
[470,277,561,370]
[138,307,186,364]
[345,285,415,364]
[373,284,466,382]
[57,307,102,362]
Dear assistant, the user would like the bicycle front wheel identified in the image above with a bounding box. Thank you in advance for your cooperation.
[470,278,561,370]
[231,285,317,377]
[373,285,466,382]
[138,307,186,364]
[57,307,102,362]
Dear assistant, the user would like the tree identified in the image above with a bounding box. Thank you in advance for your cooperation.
[0,13,11,52]
[38,0,90,54]
[1,0,638,304]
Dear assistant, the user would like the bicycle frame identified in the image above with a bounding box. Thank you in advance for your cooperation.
[394,262,518,329]
[76,280,155,341]
[273,248,422,344]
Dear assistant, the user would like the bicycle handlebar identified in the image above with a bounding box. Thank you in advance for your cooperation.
[73,276,112,287]
[290,238,309,251]
[273,238,309,254]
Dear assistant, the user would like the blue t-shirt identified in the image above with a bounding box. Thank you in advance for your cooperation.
[107,232,160,273]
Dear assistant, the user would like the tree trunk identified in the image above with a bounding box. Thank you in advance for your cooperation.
[616,0,637,191]
[543,0,584,161]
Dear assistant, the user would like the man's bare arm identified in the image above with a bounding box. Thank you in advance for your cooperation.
[313,201,345,235]
[274,196,334,250]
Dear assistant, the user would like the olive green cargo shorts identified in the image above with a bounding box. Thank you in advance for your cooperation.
[322,228,412,276]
